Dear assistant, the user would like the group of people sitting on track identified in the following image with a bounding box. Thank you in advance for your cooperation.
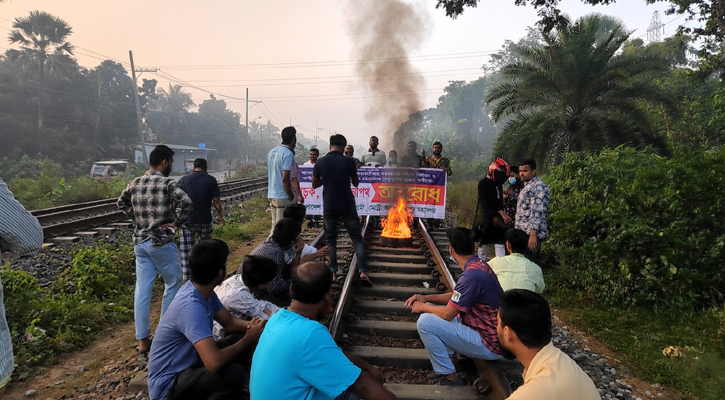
[106,135,601,400]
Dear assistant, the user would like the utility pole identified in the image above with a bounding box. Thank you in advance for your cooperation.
[129,50,156,167]
[244,88,262,164]
[245,88,248,164]
[647,11,665,43]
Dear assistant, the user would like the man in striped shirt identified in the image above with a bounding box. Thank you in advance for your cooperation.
[0,178,43,394]
[405,227,503,386]
[117,145,193,354]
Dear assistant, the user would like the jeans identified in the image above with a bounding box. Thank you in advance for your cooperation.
[477,243,506,261]
[269,198,291,234]
[134,240,183,340]
[324,207,366,273]
[417,313,502,375]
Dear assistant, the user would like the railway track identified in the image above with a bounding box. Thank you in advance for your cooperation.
[309,216,519,400]
[34,177,268,239]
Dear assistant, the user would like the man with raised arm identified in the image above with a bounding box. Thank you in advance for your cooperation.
[406,227,503,386]
[0,178,43,395]
[250,261,400,400]
[117,144,193,354]
[498,289,599,400]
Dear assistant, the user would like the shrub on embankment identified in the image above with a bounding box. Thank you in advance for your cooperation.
[545,146,725,311]
[1,244,135,367]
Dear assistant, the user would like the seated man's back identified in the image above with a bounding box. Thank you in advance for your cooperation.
[488,229,545,293]
[250,308,359,400]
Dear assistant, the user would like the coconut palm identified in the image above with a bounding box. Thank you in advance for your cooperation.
[146,84,197,143]
[487,13,672,169]
[7,10,74,128]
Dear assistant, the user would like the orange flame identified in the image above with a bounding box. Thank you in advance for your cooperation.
[381,195,413,239]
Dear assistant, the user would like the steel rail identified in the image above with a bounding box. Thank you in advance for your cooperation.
[417,220,457,289]
[40,177,268,239]
[329,215,370,340]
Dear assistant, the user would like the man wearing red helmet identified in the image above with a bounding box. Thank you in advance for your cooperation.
[472,158,512,261]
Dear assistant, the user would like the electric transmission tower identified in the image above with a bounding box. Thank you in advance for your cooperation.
[647,11,665,43]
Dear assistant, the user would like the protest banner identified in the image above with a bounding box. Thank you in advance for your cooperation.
[298,166,447,219]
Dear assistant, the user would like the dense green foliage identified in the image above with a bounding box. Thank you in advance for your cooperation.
[488,14,671,170]
[1,157,130,209]
[546,146,725,310]
[1,244,134,367]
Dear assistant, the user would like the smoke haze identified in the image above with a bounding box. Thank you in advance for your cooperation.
[345,0,431,153]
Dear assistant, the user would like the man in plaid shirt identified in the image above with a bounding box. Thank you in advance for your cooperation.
[177,158,225,282]
[117,145,193,354]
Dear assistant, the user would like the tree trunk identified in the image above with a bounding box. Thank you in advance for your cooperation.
[38,57,44,128]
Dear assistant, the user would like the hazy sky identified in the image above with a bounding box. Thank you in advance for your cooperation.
[1,0,676,150]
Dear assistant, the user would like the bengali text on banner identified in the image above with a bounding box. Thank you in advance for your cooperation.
[297,166,447,219]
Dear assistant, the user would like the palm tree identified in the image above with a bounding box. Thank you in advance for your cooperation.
[487,13,672,169]
[7,10,74,128]
[147,84,196,143]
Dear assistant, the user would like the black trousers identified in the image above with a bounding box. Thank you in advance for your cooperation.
[166,334,251,400]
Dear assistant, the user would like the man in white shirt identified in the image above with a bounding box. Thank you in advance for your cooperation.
[303,148,319,166]
[214,255,280,338]
[497,290,599,400]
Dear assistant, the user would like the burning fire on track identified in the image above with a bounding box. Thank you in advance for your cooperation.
[381,195,413,247]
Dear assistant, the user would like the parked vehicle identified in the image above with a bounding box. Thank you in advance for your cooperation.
[90,160,130,179]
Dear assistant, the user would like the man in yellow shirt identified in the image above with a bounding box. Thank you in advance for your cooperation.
[488,229,545,293]
[497,290,600,400]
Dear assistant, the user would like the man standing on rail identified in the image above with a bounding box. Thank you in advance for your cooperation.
[515,159,550,265]
[497,289,599,400]
[250,261,400,400]
[360,136,387,167]
[177,158,225,282]
[117,144,193,354]
[267,126,297,233]
[303,148,319,166]
[406,227,503,386]
[0,178,43,395]
[312,134,372,285]
[422,141,452,176]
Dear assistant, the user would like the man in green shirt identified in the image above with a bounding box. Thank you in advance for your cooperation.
[488,229,545,293]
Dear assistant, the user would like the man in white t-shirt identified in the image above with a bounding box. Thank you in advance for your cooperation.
[214,255,280,338]
[303,148,319,166]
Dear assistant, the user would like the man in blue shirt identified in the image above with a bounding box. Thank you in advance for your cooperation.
[148,239,265,400]
[250,261,399,400]
[312,134,371,285]
[267,126,297,234]
[177,158,225,282]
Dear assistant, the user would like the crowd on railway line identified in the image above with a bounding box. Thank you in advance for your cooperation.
[0,129,601,400]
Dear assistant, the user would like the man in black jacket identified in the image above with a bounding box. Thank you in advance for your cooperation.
[472,158,512,261]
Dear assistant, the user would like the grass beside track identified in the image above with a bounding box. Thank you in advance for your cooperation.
[1,194,270,378]
[447,180,725,400]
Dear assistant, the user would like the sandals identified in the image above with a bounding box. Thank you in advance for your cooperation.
[359,273,374,287]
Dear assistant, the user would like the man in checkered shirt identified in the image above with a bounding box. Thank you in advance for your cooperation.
[117,145,193,354]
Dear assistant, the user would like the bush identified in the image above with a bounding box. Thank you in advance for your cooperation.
[4,159,130,210]
[546,146,725,310]
[1,244,134,367]
[232,164,268,180]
